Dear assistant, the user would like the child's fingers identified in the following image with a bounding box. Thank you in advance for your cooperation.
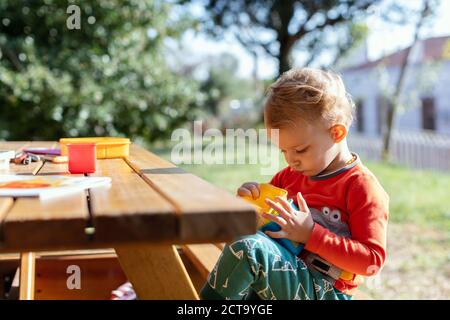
[275,196,293,213]
[265,198,291,220]
[237,187,252,197]
[247,184,260,199]
[262,212,287,227]
[296,192,310,213]
[264,230,287,239]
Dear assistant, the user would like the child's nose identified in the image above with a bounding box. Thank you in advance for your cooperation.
[285,151,300,164]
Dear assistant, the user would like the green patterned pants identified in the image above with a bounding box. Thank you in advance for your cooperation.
[200,231,352,300]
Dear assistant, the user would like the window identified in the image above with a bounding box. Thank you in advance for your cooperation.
[377,96,391,135]
[421,97,436,131]
[355,99,364,133]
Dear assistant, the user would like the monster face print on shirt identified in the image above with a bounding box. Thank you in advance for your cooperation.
[309,207,351,238]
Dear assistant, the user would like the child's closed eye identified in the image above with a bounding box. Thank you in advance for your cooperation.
[295,147,309,154]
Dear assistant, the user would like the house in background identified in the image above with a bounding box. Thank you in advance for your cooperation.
[341,36,450,137]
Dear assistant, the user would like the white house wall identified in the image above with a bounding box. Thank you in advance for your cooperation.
[342,68,379,136]
[342,61,450,136]
[435,62,450,134]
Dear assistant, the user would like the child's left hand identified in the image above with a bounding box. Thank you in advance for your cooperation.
[262,192,315,244]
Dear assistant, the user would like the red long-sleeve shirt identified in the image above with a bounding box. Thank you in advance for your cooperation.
[269,155,389,295]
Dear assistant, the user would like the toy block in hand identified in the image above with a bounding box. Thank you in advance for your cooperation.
[242,183,304,255]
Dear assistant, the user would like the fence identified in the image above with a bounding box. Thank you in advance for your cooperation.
[348,130,450,172]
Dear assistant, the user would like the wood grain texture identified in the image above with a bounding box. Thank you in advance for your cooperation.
[115,244,199,299]
[0,141,29,240]
[34,255,127,300]
[1,142,255,249]
[214,242,226,251]
[125,144,257,243]
[36,161,70,175]
[0,197,14,228]
[178,250,206,294]
[34,249,116,258]
[0,142,91,251]
[2,190,91,250]
[88,158,177,244]
[19,252,35,300]
[0,141,29,153]
[181,244,222,279]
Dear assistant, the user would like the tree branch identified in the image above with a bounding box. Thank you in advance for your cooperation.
[0,45,24,72]
[235,29,277,58]
[292,10,317,42]
[292,1,375,41]
[382,0,431,161]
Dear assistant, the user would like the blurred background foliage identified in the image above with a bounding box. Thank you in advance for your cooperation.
[0,0,379,143]
[0,0,203,142]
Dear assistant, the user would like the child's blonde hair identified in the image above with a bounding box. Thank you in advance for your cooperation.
[264,68,355,129]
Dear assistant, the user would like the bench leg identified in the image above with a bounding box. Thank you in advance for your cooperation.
[19,252,36,300]
[114,245,199,300]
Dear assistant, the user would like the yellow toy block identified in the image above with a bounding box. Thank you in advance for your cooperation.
[242,183,354,280]
[242,183,288,227]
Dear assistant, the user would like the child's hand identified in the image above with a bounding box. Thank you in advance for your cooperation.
[237,182,260,199]
[262,192,315,244]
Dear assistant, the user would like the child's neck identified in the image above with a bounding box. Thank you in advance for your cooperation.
[320,141,354,175]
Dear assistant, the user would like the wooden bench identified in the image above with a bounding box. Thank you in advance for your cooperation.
[180,243,373,300]
[179,244,224,294]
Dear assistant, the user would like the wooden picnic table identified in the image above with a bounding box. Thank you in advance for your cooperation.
[0,141,257,299]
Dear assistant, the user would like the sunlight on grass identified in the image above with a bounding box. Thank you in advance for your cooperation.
[366,162,450,231]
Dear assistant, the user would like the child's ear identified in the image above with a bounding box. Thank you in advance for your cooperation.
[329,124,348,143]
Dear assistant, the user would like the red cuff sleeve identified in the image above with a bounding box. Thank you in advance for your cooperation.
[304,222,327,253]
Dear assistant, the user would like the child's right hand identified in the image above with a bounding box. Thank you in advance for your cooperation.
[237,182,260,199]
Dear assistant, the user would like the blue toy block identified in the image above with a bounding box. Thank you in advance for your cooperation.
[260,200,304,255]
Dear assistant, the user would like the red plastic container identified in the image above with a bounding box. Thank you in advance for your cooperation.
[67,143,97,174]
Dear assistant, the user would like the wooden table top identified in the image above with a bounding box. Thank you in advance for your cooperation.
[0,141,257,253]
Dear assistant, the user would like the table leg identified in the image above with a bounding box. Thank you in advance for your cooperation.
[114,245,199,300]
[19,252,36,300]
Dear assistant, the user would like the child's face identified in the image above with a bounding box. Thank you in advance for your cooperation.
[268,120,338,176]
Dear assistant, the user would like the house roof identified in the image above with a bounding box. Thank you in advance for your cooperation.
[344,35,450,72]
